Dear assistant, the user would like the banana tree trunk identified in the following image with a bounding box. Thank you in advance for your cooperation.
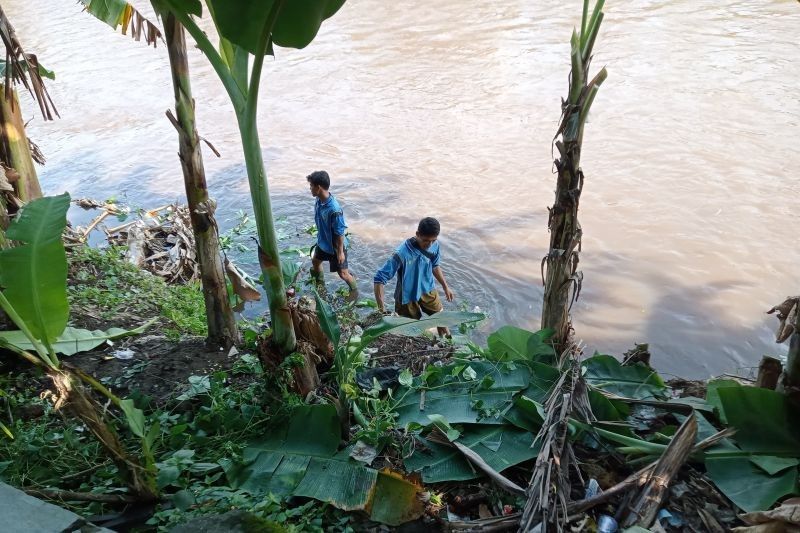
[541,1,607,352]
[237,114,297,354]
[0,85,42,202]
[163,15,239,348]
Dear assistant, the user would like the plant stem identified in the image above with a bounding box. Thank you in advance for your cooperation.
[235,0,296,355]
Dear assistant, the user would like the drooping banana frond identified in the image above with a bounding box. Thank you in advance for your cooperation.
[79,0,163,48]
[0,5,57,120]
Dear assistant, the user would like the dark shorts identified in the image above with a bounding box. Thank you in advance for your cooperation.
[395,290,443,319]
[313,246,349,272]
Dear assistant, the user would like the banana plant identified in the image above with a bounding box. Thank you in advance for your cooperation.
[80,0,239,348]
[155,0,346,356]
[0,194,158,499]
[540,0,608,350]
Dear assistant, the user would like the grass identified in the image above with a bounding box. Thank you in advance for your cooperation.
[67,246,207,340]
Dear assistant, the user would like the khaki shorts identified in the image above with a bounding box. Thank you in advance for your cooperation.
[395,290,443,319]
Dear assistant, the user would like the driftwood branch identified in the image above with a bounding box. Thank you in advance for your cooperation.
[620,412,697,527]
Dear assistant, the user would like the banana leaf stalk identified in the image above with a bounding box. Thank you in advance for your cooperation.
[540,0,608,350]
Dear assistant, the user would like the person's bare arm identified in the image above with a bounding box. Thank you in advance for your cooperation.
[433,266,454,302]
[374,283,386,312]
[334,234,346,264]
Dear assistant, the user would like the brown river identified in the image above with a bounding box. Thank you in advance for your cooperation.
[7,0,799,377]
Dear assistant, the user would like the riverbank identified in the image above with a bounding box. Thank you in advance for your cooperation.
[8,239,788,532]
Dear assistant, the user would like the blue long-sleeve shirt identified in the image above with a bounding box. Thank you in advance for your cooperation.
[374,238,441,305]
[314,194,348,254]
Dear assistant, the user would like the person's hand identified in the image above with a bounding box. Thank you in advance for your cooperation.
[337,251,345,264]
[444,287,455,302]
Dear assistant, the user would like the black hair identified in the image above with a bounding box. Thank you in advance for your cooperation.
[306,170,330,190]
[417,217,440,237]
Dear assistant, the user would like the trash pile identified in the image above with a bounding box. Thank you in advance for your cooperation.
[69,198,199,283]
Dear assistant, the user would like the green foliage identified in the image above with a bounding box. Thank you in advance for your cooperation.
[582,354,667,400]
[486,325,555,363]
[68,246,207,338]
[404,424,540,483]
[0,194,71,355]
[225,404,422,525]
[0,322,155,356]
[205,0,346,55]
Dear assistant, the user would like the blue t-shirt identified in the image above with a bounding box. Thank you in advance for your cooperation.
[373,238,441,305]
[315,194,348,254]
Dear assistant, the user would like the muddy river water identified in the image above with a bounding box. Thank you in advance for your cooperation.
[7,0,799,377]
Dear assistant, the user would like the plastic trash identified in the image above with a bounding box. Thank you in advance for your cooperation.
[112,349,135,360]
[597,514,618,533]
[584,478,602,499]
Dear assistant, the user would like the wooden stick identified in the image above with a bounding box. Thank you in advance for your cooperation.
[756,355,782,390]
[82,210,110,238]
[620,412,697,527]
[452,441,525,496]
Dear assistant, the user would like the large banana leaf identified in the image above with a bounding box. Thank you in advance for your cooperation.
[0,194,70,347]
[403,423,540,483]
[205,0,346,55]
[705,456,798,513]
[582,354,667,400]
[0,321,154,356]
[702,386,800,512]
[394,360,541,427]
[225,404,423,526]
[486,325,555,363]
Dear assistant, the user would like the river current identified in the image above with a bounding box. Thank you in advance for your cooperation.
[7,0,799,377]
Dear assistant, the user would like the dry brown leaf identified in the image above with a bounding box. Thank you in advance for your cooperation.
[224,259,261,302]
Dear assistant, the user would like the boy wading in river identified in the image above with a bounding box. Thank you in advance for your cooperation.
[373,217,455,337]
[307,170,357,297]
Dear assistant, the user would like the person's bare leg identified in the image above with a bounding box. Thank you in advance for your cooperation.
[338,268,358,301]
[311,257,325,286]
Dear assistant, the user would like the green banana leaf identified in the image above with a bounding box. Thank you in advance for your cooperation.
[702,386,800,512]
[486,325,555,363]
[705,456,798,513]
[226,404,423,526]
[0,60,55,80]
[360,312,485,346]
[394,360,532,427]
[0,321,155,356]
[716,386,800,456]
[0,194,70,348]
[704,379,741,424]
[582,354,667,400]
[313,290,340,349]
[205,0,346,55]
[403,424,540,483]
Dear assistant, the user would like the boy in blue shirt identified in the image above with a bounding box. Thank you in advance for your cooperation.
[307,171,357,296]
[373,217,455,337]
